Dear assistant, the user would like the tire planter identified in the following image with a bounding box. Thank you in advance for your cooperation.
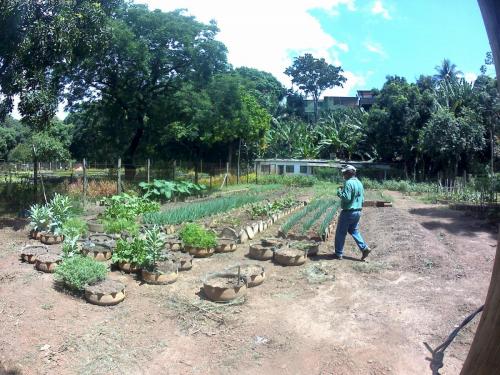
[165,238,183,252]
[88,234,116,248]
[215,238,237,253]
[20,245,48,263]
[87,220,105,233]
[85,279,126,306]
[274,248,307,266]
[248,244,274,261]
[261,237,285,248]
[141,261,178,284]
[35,253,61,273]
[166,253,193,271]
[289,241,320,257]
[81,243,113,261]
[162,225,176,235]
[118,261,141,273]
[203,272,247,302]
[226,264,265,287]
[39,232,64,245]
[29,229,42,240]
[185,245,215,258]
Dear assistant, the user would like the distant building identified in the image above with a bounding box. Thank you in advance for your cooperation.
[255,158,392,178]
[303,89,376,117]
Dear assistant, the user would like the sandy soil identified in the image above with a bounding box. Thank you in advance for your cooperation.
[0,192,497,375]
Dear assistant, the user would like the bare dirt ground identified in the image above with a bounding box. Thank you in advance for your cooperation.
[0,192,497,375]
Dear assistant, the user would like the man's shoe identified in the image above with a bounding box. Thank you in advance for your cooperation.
[332,254,343,260]
[361,247,371,261]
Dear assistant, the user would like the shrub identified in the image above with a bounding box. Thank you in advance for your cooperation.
[179,223,217,248]
[62,217,88,237]
[28,204,52,232]
[142,226,166,270]
[55,256,107,291]
[67,180,117,199]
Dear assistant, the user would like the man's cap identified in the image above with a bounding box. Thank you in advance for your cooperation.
[341,164,356,173]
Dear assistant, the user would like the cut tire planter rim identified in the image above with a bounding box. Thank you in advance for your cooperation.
[203,272,247,302]
[35,253,61,273]
[185,245,215,258]
[85,280,126,306]
[274,248,307,266]
[225,264,265,287]
[248,244,274,261]
[81,243,113,261]
[20,245,48,263]
[215,238,237,253]
[141,262,179,284]
[39,232,64,245]
[118,261,141,273]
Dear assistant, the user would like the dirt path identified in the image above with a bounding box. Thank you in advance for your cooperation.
[0,193,497,375]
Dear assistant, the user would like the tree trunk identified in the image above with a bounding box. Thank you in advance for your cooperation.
[313,93,319,124]
[227,142,234,170]
[460,230,500,374]
[490,127,494,175]
[124,116,145,178]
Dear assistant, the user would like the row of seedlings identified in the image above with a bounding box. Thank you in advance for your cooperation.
[278,198,341,241]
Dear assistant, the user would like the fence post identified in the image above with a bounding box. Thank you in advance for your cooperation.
[255,161,258,184]
[147,158,151,183]
[83,158,88,208]
[117,158,122,194]
[226,162,229,187]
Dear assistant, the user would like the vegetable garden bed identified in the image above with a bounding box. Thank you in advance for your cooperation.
[278,198,340,241]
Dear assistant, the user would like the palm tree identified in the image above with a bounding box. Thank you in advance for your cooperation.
[434,59,463,82]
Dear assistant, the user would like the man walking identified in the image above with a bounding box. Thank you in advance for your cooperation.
[333,165,371,260]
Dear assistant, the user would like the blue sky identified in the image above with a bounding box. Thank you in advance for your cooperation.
[308,0,492,92]
[138,0,493,97]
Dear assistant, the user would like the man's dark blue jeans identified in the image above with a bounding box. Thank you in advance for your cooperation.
[334,210,367,256]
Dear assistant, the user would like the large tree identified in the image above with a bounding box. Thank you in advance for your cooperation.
[0,0,119,127]
[67,5,228,169]
[284,53,346,123]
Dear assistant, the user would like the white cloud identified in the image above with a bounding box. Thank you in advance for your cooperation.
[364,40,386,58]
[371,0,391,20]
[134,0,357,92]
[322,71,366,97]
[463,72,478,83]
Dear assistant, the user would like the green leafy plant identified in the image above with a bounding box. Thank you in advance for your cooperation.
[139,179,207,201]
[112,237,148,266]
[257,174,317,187]
[246,196,296,218]
[141,226,166,270]
[103,218,139,235]
[48,193,72,234]
[102,193,160,221]
[54,256,107,291]
[62,217,88,237]
[179,223,217,248]
[28,204,52,232]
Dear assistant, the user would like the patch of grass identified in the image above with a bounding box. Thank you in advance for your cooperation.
[301,262,336,284]
[351,261,387,274]
[41,303,54,310]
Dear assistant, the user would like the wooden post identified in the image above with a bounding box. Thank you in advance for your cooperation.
[226,162,229,187]
[460,230,500,374]
[117,158,122,194]
[32,146,38,202]
[237,138,241,185]
[147,158,151,183]
[83,158,88,208]
[255,161,258,184]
